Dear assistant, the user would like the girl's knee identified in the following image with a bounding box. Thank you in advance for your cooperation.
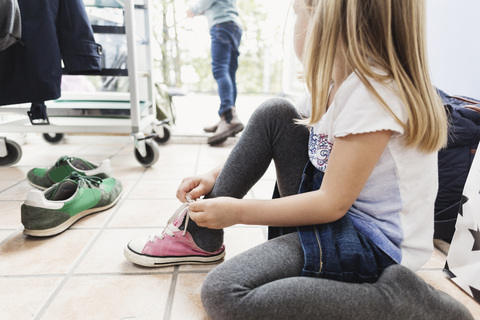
[201,267,238,320]
[250,97,300,123]
[256,97,296,114]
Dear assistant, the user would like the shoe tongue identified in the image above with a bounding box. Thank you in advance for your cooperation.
[45,180,78,201]
[174,206,189,230]
[71,158,95,170]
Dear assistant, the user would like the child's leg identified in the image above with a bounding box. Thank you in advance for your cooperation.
[201,232,473,320]
[187,97,309,252]
[209,97,309,199]
[124,98,309,267]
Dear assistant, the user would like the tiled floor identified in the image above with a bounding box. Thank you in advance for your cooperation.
[1,94,479,319]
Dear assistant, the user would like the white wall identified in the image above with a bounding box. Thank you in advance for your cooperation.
[426,0,480,97]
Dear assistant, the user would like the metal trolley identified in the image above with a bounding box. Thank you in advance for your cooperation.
[0,0,165,167]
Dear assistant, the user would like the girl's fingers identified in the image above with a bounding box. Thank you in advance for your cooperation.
[188,209,206,226]
[188,199,203,211]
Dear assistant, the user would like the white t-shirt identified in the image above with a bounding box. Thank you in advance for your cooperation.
[297,72,437,271]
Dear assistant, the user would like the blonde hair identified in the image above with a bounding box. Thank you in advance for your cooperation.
[302,0,447,152]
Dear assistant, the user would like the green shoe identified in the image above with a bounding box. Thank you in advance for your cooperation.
[21,172,123,237]
[27,156,112,190]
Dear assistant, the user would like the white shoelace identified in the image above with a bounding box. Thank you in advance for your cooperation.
[149,197,194,242]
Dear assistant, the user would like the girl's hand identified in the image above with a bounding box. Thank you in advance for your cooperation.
[188,197,241,229]
[176,172,216,203]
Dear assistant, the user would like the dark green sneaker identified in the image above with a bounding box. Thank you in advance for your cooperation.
[21,172,123,237]
[27,156,112,190]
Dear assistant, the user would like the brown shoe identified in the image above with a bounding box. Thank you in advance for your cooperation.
[207,108,244,146]
[203,120,220,133]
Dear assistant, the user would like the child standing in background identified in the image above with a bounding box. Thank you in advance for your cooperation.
[186,0,245,145]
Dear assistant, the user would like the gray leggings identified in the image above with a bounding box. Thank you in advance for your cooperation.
[188,97,309,252]
[189,98,473,319]
[202,232,472,320]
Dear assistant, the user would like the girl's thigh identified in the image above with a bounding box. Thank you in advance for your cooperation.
[201,232,473,320]
[201,232,305,319]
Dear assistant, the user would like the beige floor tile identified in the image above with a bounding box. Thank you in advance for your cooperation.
[42,274,172,320]
[224,226,267,261]
[115,141,142,155]
[118,179,137,199]
[0,181,32,201]
[0,230,16,244]
[128,179,180,199]
[143,164,196,180]
[109,166,145,180]
[0,166,29,180]
[0,230,97,275]
[417,270,480,319]
[70,205,118,229]
[422,247,448,269]
[75,140,129,157]
[0,180,19,193]
[16,145,86,167]
[169,273,209,320]
[196,145,233,167]
[0,277,62,320]
[110,153,149,168]
[74,229,174,274]
[0,200,23,229]
[108,198,181,228]
[155,145,201,167]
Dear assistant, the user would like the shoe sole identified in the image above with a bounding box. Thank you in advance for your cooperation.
[124,244,226,267]
[23,191,122,237]
[207,123,245,146]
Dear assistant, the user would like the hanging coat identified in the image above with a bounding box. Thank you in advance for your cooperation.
[0,0,102,105]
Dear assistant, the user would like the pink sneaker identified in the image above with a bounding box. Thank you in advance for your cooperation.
[124,202,226,267]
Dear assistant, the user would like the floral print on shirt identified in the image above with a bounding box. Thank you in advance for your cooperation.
[308,127,332,172]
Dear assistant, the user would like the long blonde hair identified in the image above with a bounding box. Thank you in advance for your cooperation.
[302,0,447,152]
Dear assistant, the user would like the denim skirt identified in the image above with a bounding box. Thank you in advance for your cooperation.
[296,161,396,283]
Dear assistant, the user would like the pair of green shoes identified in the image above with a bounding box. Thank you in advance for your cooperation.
[22,156,123,237]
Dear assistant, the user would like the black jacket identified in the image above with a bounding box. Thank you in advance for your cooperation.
[435,89,480,241]
[0,0,102,105]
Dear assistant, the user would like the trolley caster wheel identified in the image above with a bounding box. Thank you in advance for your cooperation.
[134,139,159,167]
[0,139,22,167]
[43,133,64,144]
[153,126,171,143]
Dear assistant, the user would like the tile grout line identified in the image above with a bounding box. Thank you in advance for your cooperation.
[0,266,211,279]
[0,226,23,247]
[0,179,28,200]
[34,146,147,319]
[193,144,204,176]
[33,274,72,320]
[34,223,118,319]
[162,266,179,320]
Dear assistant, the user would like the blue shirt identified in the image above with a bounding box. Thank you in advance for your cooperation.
[190,0,242,30]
